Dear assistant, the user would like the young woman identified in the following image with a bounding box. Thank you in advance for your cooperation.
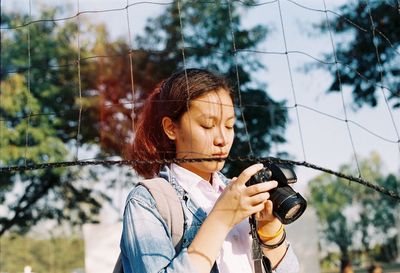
[120,68,299,273]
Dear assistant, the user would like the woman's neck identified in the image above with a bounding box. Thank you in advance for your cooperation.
[176,163,213,182]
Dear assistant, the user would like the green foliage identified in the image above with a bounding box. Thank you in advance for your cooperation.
[319,0,400,109]
[1,234,84,273]
[0,8,108,235]
[309,170,354,262]
[308,152,399,268]
[0,74,67,165]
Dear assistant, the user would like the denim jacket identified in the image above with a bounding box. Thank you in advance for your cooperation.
[120,165,299,273]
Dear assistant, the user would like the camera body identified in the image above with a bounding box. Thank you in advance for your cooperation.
[247,162,307,224]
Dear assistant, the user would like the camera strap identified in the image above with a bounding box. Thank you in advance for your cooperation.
[249,215,273,273]
[251,237,263,273]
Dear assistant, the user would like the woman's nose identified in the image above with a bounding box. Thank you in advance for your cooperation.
[213,128,227,147]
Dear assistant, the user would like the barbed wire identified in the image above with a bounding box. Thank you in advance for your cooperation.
[1,156,399,200]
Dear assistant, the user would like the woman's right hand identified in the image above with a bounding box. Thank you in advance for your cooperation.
[188,164,278,272]
[211,163,278,229]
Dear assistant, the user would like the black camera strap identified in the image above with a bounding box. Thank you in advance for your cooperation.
[251,236,264,273]
[249,215,273,273]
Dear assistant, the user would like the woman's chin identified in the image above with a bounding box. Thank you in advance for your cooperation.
[206,160,226,172]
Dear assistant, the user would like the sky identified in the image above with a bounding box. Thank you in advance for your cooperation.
[3,0,399,194]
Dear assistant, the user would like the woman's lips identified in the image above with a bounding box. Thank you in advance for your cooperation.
[211,153,227,158]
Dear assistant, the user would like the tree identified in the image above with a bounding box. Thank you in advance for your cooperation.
[0,8,108,235]
[319,0,400,109]
[308,152,399,269]
[89,0,289,176]
[308,168,354,269]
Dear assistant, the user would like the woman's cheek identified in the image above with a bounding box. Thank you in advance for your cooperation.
[228,130,235,142]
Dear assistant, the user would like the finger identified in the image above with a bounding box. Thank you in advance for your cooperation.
[265,200,274,215]
[245,180,278,196]
[256,201,275,221]
[256,200,274,221]
[235,163,264,186]
[255,210,265,221]
[250,202,267,216]
[249,192,270,206]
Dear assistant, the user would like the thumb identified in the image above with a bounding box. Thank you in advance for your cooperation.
[235,163,264,186]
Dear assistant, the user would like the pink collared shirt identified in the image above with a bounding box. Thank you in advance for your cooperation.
[170,164,254,273]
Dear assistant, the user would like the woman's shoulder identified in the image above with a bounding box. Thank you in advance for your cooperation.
[125,182,157,209]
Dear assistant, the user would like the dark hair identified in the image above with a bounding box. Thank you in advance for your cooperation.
[130,68,233,178]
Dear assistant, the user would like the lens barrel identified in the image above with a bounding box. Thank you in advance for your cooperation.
[269,186,307,224]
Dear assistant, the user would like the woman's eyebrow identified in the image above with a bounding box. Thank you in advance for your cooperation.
[198,115,236,121]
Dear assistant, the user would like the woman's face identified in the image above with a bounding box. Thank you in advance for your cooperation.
[165,88,235,181]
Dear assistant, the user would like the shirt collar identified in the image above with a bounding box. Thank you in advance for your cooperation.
[170,163,225,194]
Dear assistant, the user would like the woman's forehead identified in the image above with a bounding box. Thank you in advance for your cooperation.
[192,88,232,104]
[190,90,234,114]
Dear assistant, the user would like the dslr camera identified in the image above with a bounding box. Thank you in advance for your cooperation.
[247,162,307,224]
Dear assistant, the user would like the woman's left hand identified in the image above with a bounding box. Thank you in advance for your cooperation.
[256,199,283,233]
[255,199,275,222]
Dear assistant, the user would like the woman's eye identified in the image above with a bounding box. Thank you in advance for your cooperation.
[225,123,234,129]
[201,125,214,129]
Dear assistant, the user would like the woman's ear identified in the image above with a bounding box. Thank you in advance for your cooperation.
[162,117,176,140]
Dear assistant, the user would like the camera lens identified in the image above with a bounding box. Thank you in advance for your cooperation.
[269,186,307,225]
[286,204,301,219]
